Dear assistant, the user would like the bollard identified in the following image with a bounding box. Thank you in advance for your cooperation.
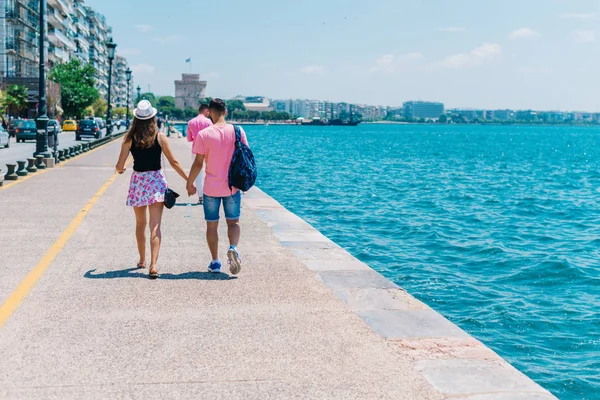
[82,143,88,152]
[4,164,18,181]
[58,149,66,162]
[63,148,71,159]
[26,158,38,173]
[69,146,75,158]
[35,155,47,170]
[16,160,28,177]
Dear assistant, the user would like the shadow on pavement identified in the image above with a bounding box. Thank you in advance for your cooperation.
[84,268,237,281]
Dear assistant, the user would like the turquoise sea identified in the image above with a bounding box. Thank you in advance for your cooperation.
[246,123,600,400]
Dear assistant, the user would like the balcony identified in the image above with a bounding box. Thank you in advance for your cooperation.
[48,28,76,51]
[48,0,70,15]
[48,7,66,29]
[49,45,70,63]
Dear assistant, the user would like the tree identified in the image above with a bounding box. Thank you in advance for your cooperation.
[438,114,448,123]
[135,92,156,105]
[91,98,107,117]
[2,85,28,118]
[226,99,245,115]
[49,59,99,119]
[184,107,197,119]
[113,107,132,118]
[156,96,175,117]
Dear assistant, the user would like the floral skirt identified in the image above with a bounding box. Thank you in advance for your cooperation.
[126,170,167,207]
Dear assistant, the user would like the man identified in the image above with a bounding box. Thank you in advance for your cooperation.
[187,104,213,204]
[187,99,249,275]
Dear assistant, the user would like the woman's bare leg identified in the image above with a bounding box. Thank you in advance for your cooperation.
[148,202,164,273]
[133,206,147,266]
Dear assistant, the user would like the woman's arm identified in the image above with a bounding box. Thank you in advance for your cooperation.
[158,133,188,181]
[116,139,131,174]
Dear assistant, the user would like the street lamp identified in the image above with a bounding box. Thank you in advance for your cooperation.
[136,85,141,102]
[125,67,132,129]
[106,37,117,136]
[34,0,50,158]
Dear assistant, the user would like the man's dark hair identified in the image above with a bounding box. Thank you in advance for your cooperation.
[209,98,227,112]
[199,104,209,112]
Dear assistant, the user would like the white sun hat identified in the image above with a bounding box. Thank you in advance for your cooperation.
[133,100,157,120]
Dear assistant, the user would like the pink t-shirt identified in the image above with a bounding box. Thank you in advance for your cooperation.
[187,114,213,143]
[192,124,249,197]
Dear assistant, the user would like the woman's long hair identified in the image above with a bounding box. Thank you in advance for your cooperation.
[124,117,158,149]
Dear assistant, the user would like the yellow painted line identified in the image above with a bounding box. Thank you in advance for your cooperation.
[0,157,132,328]
[0,135,124,192]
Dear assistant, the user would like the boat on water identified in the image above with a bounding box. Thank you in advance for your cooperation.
[300,117,361,126]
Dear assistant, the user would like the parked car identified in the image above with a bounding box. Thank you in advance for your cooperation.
[15,120,37,142]
[76,119,100,140]
[8,119,22,137]
[0,125,9,148]
[62,120,77,131]
[94,117,106,129]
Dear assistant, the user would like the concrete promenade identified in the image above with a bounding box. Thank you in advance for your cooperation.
[0,136,555,399]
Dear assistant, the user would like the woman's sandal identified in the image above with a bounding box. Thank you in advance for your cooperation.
[137,262,146,269]
[149,267,159,279]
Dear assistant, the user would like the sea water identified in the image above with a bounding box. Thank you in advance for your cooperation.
[248,123,600,400]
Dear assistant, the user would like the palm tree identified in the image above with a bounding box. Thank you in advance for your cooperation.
[3,85,28,118]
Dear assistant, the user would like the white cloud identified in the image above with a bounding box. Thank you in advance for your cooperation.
[135,24,152,33]
[368,53,424,74]
[509,28,540,39]
[204,72,220,79]
[438,27,467,33]
[428,43,501,70]
[118,48,142,56]
[299,65,325,75]
[131,63,156,75]
[154,35,183,44]
[573,30,596,43]
[561,13,596,20]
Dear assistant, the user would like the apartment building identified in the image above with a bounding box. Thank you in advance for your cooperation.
[0,0,130,110]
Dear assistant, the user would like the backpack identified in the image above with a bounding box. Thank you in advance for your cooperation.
[228,125,257,192]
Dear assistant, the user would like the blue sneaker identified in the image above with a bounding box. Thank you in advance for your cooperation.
[207,260,221,273]
[227,246,242,275]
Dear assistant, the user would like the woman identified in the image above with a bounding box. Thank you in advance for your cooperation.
[115,100,189,278]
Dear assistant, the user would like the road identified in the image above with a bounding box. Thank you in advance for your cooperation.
[0,129,112,171]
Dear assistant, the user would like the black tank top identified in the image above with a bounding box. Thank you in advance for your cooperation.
[130,135,162,172]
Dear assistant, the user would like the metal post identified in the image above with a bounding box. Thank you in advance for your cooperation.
[34,0,50,158]
[125,68,132,129]
[106,38,117,136]
[106,61,113,136]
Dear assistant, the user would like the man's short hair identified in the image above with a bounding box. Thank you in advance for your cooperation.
[209,98,227,113]
[199,104,209,112]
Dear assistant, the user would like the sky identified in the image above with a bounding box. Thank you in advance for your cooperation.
[87,0,600,111]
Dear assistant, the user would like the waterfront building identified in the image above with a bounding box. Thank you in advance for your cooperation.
[491,109,514,121]
[0,0,126,112]
[47,0,75,68]
[403,101,444,120]
[113,55,130,108]
[242,96,273,113]
[174,73,207,110]
[0,0,41,78]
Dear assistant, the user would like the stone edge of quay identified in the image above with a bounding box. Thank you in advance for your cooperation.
[243,187,558,400]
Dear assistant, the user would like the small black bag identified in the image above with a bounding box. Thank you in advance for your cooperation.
[161,149,179,209]
[164,188,179,209]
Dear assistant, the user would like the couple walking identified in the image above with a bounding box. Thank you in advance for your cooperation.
[115,98,250,279]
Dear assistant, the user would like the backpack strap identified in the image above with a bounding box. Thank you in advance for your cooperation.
[233,125,242,147]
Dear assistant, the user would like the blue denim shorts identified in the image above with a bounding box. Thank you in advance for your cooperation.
[203,192,241,222]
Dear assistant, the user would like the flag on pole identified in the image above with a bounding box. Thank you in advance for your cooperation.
[185,58,191,63]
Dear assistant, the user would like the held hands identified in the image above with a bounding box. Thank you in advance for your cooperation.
[186,182,197,196]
